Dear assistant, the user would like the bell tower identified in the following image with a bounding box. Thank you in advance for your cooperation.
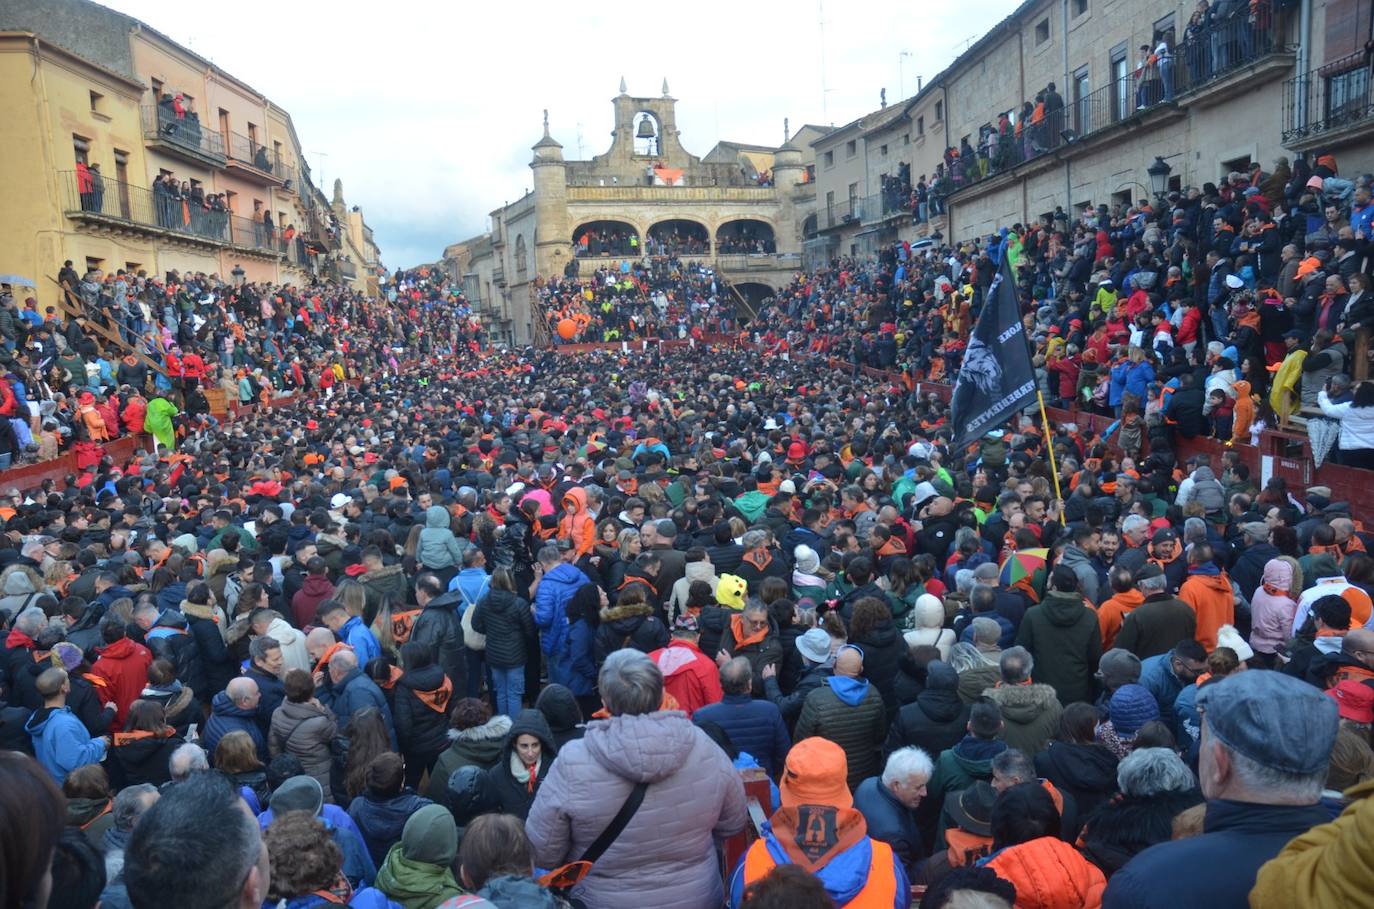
[530,109,570,278]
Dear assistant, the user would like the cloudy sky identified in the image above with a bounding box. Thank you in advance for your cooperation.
[103,0,1020,267]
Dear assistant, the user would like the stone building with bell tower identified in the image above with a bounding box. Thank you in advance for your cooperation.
[444,80,830,345]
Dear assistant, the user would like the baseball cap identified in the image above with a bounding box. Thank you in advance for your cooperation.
[1197,671,1339,775]
[780,737,852,809]
[1327,680,1374,724]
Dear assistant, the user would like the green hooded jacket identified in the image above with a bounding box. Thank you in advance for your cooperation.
[375,846,461,909]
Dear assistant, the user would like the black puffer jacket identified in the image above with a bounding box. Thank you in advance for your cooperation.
[593,601,669,665]
[410,592,466,692]
[107,728,183,788]
[852,618,906,715]
[696,605,736,659]
[884,663,970,758]
[1035,740,1120,821]
[471,588,534,670]
[392,663,452,761]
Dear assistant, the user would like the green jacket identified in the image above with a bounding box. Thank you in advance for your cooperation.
[732,490,770,523]
[375,845,461,909]
[1015,590,1102,706]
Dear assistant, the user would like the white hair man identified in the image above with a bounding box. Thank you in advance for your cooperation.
[853,746,933,870]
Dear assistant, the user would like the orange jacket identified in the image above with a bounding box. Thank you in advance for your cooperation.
[1097,589,1144,651]
[557,487,596,558]
[1179,569,1234,651]
[985,836,1106,909]
[1230,380,1255,444]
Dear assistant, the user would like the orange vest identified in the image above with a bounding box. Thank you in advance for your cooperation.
[741,838,897,908]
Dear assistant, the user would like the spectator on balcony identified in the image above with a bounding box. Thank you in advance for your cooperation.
[1155,30,1176,102]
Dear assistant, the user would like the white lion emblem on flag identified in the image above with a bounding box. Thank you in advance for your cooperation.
[962,337,1003,399]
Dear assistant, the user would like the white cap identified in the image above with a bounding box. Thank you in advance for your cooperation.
[908,441,933,460]
[1225,274,1245,289]
[330,493,350,509]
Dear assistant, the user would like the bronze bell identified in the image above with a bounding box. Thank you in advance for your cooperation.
[636,117,656,139]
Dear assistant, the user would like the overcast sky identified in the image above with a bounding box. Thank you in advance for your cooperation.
[102,0,1020,267]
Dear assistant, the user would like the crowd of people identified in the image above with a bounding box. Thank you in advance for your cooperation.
[915,0,1282,212]
[2,126,1374,908]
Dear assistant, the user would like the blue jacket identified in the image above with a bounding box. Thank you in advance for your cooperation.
[323,669,396,747]
[728,820,910,908]
[853,777,923,871]
[1102,800,1333,909]
[347,790,434,867]
[448,567,491,609]
[1138,653,1186,737]
[280,889,400,909]
[339,616,382,667]
[26,705,106,783]
[694,694,792,778]
[203,690,267,761]
[563,616,597,695]
[259,804,377,888]
[534,563,589,659]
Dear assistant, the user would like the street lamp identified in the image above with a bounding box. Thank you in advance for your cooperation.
[1147,156,1173,198]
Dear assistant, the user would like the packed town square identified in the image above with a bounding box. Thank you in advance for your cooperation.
[4,0,1374,907]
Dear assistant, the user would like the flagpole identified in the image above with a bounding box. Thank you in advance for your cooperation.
[1036,390,1066,525]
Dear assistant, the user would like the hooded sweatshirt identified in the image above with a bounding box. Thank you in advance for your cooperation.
[557,488,596,558]
[376,805,461,909]
[1016,590,1101,706]
[417,506,467,571]
[1178,562,1233,651]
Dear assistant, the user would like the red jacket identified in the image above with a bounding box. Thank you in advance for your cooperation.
[649,640,723,717]
[91,637,153,731]
[1178,308,1203,345]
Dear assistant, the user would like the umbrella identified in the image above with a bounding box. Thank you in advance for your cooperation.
[1001,547,1049,602]
[1308,417,1339,468]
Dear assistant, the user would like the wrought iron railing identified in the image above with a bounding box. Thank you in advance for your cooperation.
[140,105,226,162]
[60,170,287,255]
[1282,50,1374,143]
[225,129,284,179]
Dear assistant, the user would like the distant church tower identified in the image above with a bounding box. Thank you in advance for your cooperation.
[530,110,569,278]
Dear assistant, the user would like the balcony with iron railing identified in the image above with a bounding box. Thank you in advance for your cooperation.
[1282,50,1374,150]
[141,105,226,167]
[224,130,286,185]
[942,1,1288,202]
[59,170,288,258]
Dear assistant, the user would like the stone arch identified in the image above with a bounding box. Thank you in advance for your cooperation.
[716,217,776,254]
[645,217,710,256]
[730,281,779,319]
[570,219,639,258]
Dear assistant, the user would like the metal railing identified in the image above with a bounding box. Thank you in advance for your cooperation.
[939,0,1285,200]
[225,130,284,179]
[1282,50,1374,144]
[59,170,287,255]
[140,105,226,162]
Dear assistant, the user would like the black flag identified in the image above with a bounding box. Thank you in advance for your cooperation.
[948,248,1037,449]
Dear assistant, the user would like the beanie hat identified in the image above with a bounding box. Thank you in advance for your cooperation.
[793,545,820,575]
[1215,624,1255,662]
[401,804,458,866]
[1109,683,1160,736]
[50,642,83,672]
[780,737,851,810]
[269,776,323,818]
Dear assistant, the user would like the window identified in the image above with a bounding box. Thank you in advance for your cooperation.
[224,189,237,213]
[1035,18,1050,46]
[1327,66,1371,123]
[847,182,859,208]
[88,91,103,113]
[150,78,163,98]
[934,101,943,122]
[1221,155,1252,179]
[902,133,910,145]
[825,190,835,213]
[124,261,141,274]
[1071,0,1087,15]
[218,109,230,138]
[845,139,857,157]
[1110,47,1129,121]
[917,116,925,135]
[84,256,103,273]
[1111,189,1132,208]
[824,150,834,167]
[1072,66,1091,132]
[72,135,90,165]
[1152,13,1175,40]
[248,123,258,145]
[805,164,816,182]
[880,144,888,156]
